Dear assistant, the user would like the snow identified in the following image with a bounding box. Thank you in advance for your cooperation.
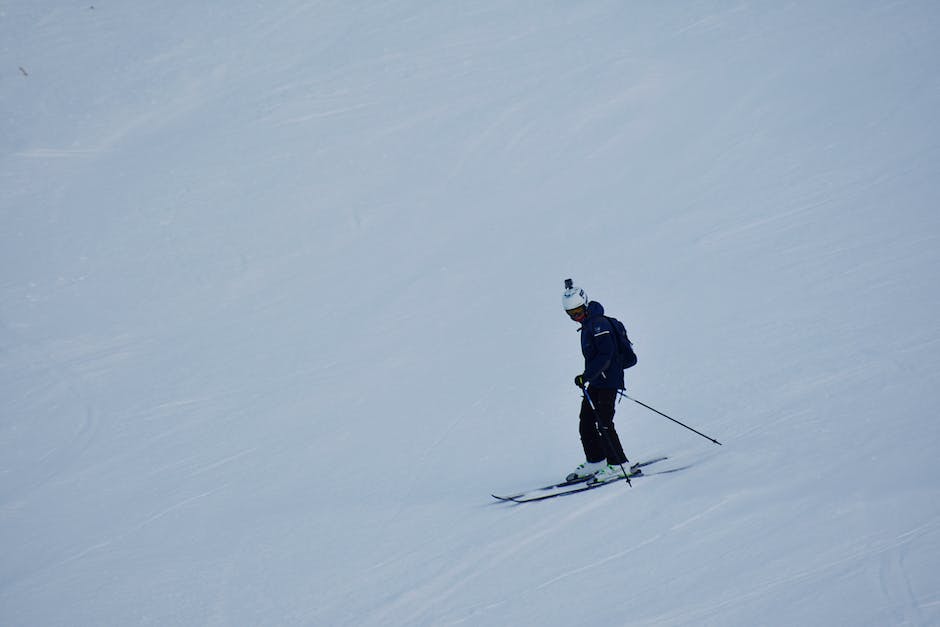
[2,1,939,625]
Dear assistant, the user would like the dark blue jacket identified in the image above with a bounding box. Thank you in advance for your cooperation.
[580,301,625,390]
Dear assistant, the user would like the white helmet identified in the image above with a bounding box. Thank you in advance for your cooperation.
[562,278,588,312]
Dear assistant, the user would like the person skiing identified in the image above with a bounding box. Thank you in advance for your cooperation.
[562,279,632,483]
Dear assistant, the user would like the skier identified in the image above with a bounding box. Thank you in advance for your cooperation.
[562,280,631,483]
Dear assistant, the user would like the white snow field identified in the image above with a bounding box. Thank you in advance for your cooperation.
[2,2,939,625]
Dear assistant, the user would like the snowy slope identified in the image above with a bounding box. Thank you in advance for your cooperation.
[2,2,940,625]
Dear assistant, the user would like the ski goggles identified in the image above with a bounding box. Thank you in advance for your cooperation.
[566,305,587,320]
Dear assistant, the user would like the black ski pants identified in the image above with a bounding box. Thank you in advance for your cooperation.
[579,387,628,465]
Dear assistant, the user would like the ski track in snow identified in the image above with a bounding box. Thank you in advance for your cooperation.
[54,488,221,571]
[641,518,940,626]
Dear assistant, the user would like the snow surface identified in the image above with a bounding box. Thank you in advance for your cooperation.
[2,2,940,625]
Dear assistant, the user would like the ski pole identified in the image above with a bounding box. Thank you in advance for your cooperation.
[583,386,632,486]
[619,392,722,446]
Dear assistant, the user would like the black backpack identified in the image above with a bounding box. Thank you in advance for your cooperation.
[605,316,637,369]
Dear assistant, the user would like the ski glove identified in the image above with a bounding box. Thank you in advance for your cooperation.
[574,374,586,389]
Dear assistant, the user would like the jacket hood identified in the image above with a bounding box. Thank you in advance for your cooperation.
[585,300,605,319]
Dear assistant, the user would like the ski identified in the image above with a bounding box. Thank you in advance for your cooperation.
[493,471,600,501]
[491,457,668,503]
[506,466,655,503]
